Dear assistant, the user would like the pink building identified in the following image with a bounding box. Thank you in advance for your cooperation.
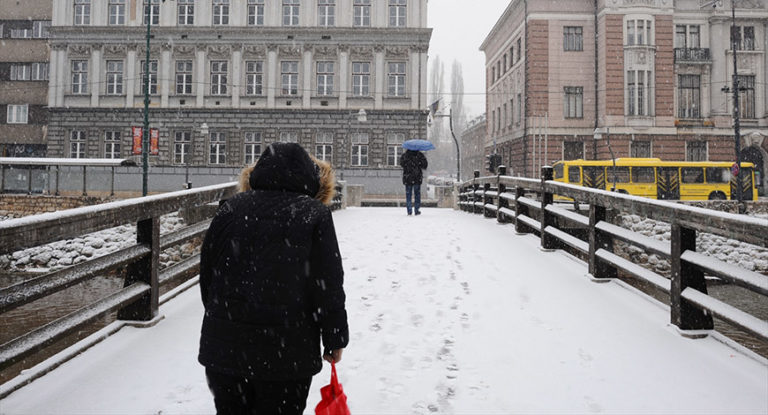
[480,0,767,194]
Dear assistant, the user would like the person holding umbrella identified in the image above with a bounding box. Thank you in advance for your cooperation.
[400,139,432,216]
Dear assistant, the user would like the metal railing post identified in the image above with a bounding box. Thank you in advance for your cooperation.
[472,170,480,215]
[497,166,509,223]
[670,223,713,332]
[540,166,556,250]
[117,217,160,321]
[588,204,616,280]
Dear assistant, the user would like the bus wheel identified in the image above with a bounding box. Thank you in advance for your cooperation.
[618,189,629,194]
[708,191,726,200]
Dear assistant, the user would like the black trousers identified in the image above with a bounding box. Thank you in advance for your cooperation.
[205,368,312,415]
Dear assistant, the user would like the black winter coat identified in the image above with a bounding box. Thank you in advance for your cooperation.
[400,150,428,185]
[198,143,348,380]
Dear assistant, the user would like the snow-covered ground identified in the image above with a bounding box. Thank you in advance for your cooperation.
[1,208,766,414]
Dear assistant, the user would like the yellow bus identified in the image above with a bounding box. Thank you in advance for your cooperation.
[552,158,758,201]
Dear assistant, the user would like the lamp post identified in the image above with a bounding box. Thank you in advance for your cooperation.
[141,0,171,196]
[342,109,367,181]
[594,127,617,191]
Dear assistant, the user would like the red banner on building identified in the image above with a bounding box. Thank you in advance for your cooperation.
[132,127,143,155]
[150,128,159,155]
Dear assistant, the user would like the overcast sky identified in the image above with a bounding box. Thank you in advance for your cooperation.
[427,0,511,119]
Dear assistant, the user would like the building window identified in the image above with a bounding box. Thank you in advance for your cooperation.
[212,0,230,25]
[318,0,335,27]
[675,24,700,48]
[144,0,160,25]
[564,86,583,118]
[686,141,707,162]
[71,131,86,158]
[10,27,32,39]
[351,132,369,166]
[283,0,300,26]
[248,0,264,26]
[737,75,755,119]
[516,38,521,62]
[106,61,124,95]
[32,21,51,38]
[72,60,88,94]
[6,105,28,124]
[74,0,91,26]
[630,141,652,158]
[246,61,264,95]
[10,64,31,81]
[31,63,49,81]
[386,132,405,166]
[491,67,496,84]
[354,0,371,27]
[509,99,514,127]
[627,70,651,116]
[678,75,700,119]
[731,26,755,51]
[176,60,193,95]
[317,62,334,96]
[563,141,584,161]
[244,131,262,165]
[387,62,406,97]
[503,54,508,73]
[626,19,652,46]
[174,131,191,164]
[509,46,514,67]
[141,60,159,95]
[108,0,126,25]
[563,26,583,51]
[209,132,226,164]
[210,61,228,95]
[502,103,507,128]
[389,0,406,27]
[178,0,195,25]
[105,131,121,158]
[281,61,299,95]
[316,131,333,163]
[279,131,299,143]
[516,93,522,124]
[352,62,370,96]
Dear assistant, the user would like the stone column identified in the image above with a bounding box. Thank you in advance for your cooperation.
[57,49,66,107]
[196,49,206,107]
[374,47,384,109]
[160,46,171,107]
[267,45,277,108]
[303,46,313,108]
[48,48,60,107]
[90,46,101,107]
[232,46,242,108]
[126,47,137,108]
[411,49,419,110]
[339,46,349,108]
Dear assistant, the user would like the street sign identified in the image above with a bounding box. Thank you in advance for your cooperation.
[731,162,740,177]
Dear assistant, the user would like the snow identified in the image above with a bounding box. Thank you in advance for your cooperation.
[1,208,767,414]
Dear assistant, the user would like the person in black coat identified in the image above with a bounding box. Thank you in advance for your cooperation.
[198,143,348,415]
[399,149,428,215]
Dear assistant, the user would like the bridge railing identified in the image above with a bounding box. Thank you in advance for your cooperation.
[458,166,768,342]
[0,181,345,383]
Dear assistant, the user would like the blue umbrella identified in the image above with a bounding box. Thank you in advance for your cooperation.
[402,139,436,151]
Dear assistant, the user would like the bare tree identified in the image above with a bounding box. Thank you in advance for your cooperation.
[450,60,467,134]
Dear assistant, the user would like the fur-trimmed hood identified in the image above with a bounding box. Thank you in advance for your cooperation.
[237,143,336,206]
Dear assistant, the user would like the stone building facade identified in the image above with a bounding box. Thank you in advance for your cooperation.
[0,0,52,157]
[47,0,431,195]
[459,114,486,180]
[480,0,767,194]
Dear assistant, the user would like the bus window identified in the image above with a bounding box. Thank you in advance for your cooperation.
[632,166,655,183]
[608,166,630,183]
[682,167,704,183]
[554,163,564,179]
[568,166,581,183]
[706,167,731,183]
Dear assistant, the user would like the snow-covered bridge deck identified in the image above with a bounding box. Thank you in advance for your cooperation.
[2,208,766,414]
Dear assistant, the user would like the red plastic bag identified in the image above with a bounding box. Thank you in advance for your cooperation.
[315,362,351,415]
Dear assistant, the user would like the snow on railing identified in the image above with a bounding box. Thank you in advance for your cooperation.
[457,166,768,344]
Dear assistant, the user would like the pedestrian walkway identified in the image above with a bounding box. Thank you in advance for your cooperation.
[1,208,766,414]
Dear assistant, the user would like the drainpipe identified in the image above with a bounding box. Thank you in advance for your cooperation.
[593,0,600,160]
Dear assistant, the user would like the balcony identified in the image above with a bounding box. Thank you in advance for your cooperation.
[674,48,711,63]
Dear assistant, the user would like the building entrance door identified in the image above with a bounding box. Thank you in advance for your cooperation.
[657,167,680,200]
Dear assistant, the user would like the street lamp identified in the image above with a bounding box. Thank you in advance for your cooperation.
[342,109,367,181]
[141,0,171,196]
[594,127,617,191]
